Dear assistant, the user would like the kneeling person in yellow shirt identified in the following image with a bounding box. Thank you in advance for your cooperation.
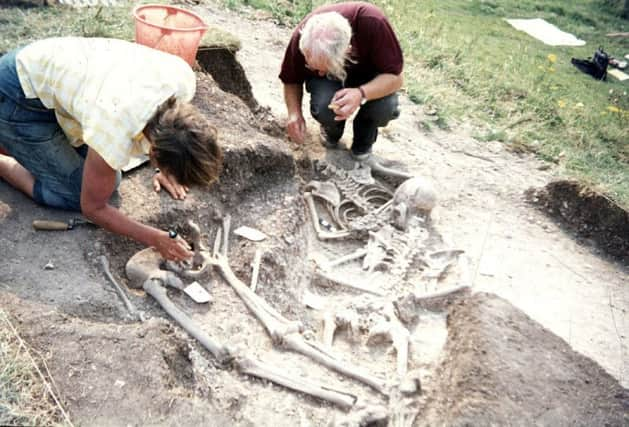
[0,37,222,262]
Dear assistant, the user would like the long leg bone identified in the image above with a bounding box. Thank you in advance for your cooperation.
[209,217,387,394]
[99,255,143,321]
[143,278,229,362]
[235,354,357,409]
[283,333,387,394]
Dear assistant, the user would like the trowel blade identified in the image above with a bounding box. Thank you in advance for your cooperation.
[183,281,212,304]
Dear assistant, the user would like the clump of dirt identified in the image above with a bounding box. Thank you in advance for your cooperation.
[420,292,629,426]
[196,46,257,110]
[526,180,629,262]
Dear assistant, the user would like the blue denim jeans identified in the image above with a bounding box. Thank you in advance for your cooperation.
[0,48,119,211]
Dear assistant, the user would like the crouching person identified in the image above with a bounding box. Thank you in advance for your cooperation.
[0,37,222,261]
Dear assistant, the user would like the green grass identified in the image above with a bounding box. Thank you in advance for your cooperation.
[0,309,67,426]
[382,0,628,206]
[222,0,629,208]
[0,1,239,53]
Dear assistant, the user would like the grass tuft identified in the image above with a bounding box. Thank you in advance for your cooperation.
[0,309,69,426]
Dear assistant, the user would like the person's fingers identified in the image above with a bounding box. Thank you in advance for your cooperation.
[176,236,192,251]
[159,176,179,199]
[152,175,161,193]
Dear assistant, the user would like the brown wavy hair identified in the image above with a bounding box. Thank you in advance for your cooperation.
[145,97,222,187]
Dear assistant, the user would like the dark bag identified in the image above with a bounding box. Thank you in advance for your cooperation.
[571,47,609,80]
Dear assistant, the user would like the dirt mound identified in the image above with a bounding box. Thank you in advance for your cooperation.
[526,180,629,263]
[421,292,629,426]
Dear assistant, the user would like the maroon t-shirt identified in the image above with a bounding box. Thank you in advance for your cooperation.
[279,2,404,87]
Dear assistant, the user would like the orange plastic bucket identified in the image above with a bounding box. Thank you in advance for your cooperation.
[133,4,208,66]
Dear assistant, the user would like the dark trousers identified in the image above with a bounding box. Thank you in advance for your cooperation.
[306,77,400,155]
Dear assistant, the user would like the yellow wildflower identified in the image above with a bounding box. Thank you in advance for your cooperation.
[607,106,620,113]
[557,100,566,108]
[548,67,555,73]
[547,54,557,63]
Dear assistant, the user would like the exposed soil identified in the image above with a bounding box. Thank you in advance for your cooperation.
[526,180,629,263]
[0,2,628,426]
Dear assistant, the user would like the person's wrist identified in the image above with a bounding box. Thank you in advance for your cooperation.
[358,86,367,105]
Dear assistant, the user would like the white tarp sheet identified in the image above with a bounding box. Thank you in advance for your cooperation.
[506,18,586,46]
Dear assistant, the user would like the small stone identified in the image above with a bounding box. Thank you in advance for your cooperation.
[44,260,55,270]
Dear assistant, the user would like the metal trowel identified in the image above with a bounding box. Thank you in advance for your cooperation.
[182,281,212,304]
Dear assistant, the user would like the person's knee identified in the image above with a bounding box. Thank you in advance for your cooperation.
[310,101,336,125]
[361,94,400,126]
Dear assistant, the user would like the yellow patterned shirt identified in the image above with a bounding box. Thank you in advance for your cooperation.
[16,37,195,170]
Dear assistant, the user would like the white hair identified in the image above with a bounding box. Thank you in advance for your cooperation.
[299,11,352,82]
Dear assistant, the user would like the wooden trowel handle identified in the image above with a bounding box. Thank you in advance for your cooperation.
[32,220,70,231]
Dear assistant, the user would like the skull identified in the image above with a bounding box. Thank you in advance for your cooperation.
[391,177,437,230]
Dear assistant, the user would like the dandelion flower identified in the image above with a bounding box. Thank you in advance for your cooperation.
[547,54,557,63]
[607,106,620,113]
[558,100,566,108]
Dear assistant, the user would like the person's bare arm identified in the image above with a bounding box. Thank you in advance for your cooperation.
[80,148,192,261]
[283,83,306,143]
[331,73,404,121]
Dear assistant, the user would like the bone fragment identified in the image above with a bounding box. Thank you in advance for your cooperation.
[322,311,337,348]
[222,215,231,257]
[367,317,410,378]
[188,219,206,269]
[361,156,413,180]
[99,255,142,321]
[143,278,229,362]
[235,355,356,409]
[315,269,385,297]
[125,248,184,290]
[250,248,263,292]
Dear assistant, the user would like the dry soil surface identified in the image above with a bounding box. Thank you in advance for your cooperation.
[0,2,627,426]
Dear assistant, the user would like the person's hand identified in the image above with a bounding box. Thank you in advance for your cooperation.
[287,113,306,143]
[330,88,362,121]
[152,169,189,200]
[154,230,193,262]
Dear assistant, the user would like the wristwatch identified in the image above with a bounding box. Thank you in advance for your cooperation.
[358,86,368,105]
